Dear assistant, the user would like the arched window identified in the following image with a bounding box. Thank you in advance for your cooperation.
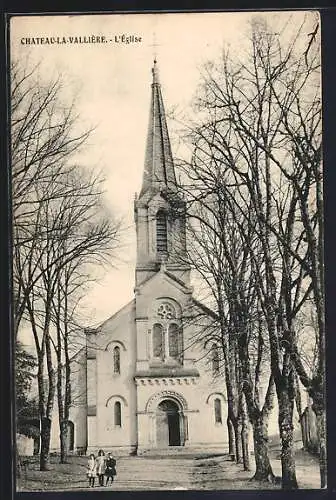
[113,346,120,374]
[153,323,164,359]
[214,398,222,424]
[156,210,168,253]
[114,401,121,427]
[168,323,180,359]
[212,344,220,375]
[152,301,183,364]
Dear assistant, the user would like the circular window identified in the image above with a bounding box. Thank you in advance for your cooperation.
[157,302,176,320]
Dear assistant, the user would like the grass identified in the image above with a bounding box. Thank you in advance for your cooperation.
[17,455,89,491]
[17,447,321,492]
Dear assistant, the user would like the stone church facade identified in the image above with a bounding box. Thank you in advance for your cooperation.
[50,61,227,455]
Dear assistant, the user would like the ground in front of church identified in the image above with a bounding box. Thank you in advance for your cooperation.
[17,447,320,491]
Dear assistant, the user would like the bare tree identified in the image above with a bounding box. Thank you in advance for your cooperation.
[49,192,120,464]
[12,59,121,470]
[177,161,276,481]
[11,59,91,339]
[175,14,322,489]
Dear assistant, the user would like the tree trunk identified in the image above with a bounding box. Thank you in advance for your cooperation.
[223,348,240,463]
[300,412,308,451]
[294,372,305,450]
[39,417,51,471]
[59,420,69,464]
[227,416,235,459]
[315,158,326,489]
[36,352,49,471]
[233,420,242,464]
[314,405,327,488]
[298,416,306,451]
[278,389,298,490]
[241,423,250,471]
[251,417,275,482]
[219,297,240,464]
[240,392,250,471]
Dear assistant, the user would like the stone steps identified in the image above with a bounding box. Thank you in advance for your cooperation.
[137,446,226,457]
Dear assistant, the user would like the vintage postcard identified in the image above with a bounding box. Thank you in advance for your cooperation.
[10,11,324,492]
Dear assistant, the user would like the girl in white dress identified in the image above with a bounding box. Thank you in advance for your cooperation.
[95,449,106,486]
[87,454,97,488]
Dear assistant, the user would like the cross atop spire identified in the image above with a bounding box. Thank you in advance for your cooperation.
[149,31,161,64]
[140,60,177,197]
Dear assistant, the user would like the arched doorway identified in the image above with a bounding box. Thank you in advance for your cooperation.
[156,399,182,447]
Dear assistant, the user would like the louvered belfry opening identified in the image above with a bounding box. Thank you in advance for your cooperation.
[156,209,168,254]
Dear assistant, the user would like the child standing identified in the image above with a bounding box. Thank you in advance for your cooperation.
[96,449,106,486]
[87,454,97,488]
[105,453,117,486]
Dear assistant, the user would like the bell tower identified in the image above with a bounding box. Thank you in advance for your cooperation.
[134,60,190,288]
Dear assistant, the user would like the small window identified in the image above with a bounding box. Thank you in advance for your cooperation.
[113,346,120,374]
[156,210,168,253]
[212,344,220,375]
[153,323,164,359]
[114,401,121,427]
[214,398,222,424]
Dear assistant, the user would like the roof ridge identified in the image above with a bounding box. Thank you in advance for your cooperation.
[95,298,136,330]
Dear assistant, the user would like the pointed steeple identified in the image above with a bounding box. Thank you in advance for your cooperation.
[140,60,177,196]
[134,61,190,289]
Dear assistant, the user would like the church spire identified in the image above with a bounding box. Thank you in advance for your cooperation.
[140,60,177,196]
[134,61,190,288]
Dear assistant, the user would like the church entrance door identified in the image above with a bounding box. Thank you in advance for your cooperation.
[156,399,182,447]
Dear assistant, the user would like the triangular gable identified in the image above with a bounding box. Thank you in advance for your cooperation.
[138,267,191,296]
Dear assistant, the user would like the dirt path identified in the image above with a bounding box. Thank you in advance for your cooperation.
[99,455,194,490]
[18,450,320,491]
[71,454,261,491]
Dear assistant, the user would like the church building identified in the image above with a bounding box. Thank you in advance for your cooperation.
[50,61,228,455]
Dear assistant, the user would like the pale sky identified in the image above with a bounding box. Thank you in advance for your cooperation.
[11,11,317,336]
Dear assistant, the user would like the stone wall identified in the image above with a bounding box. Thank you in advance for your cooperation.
[17,433,34,456]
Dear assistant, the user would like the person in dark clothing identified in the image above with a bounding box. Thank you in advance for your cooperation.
[105,453,117,486]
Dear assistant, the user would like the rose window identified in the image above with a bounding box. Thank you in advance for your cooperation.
[157,302,176,320]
